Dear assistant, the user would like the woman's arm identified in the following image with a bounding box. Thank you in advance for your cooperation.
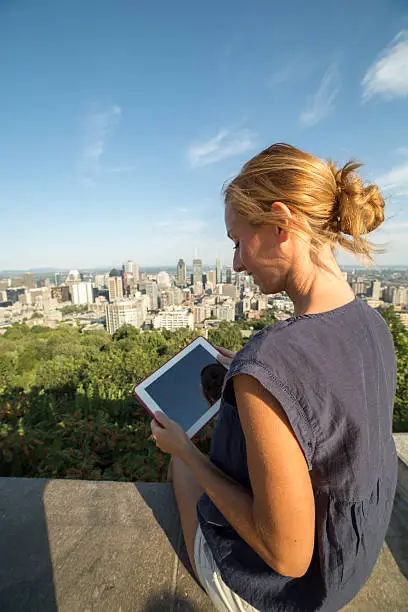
[152,373,315,577]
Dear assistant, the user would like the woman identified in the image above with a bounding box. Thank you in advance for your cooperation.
[151,143,397,611]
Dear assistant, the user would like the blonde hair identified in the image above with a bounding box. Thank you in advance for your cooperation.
[224,143,385,264]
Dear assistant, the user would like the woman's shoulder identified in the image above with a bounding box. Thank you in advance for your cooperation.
[233,317,307,363]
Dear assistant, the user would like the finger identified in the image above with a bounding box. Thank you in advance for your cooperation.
[153,411,171,426]
[216,353,230,366]
[214,345,229,356]
[151,420,162,436]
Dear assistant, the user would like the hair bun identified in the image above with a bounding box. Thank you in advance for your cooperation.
[331,161,385,235]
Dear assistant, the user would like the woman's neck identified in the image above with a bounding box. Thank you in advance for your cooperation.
[286,248,356,317]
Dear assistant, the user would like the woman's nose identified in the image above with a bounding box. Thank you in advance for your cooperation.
[233,250,245,273]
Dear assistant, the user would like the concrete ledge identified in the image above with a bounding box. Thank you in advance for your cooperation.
[0,435,406,611]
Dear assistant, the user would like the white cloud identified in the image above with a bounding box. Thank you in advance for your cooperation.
[81,105,121,183]
[377,160,408,196]
[362,31,408,100]
[188,128,257,167]
[300,63,340,127]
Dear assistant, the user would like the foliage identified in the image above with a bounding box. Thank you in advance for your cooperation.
[0,305,406,483]
[378,307,408,432]
[0,324,208,481]
[60,304,89,316]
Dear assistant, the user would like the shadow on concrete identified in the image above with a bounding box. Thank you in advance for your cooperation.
[136,482,200,584]
[385,458,408,578]
[0,478,58,612]
[141,591,203,611]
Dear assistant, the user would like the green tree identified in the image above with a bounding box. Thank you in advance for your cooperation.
[379,307,408,432]
[208,322,244,352]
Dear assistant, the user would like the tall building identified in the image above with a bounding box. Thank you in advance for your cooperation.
[94,274,107,290]
[23,272,36,289]
[124,260,140,281]
[207,269,216,287]
[105,299,146,334]
[372,280,382,301]
[193,258,203,286]
[176,259,187,287]
[145,280,159,310]
[108,276,124,302]
[216,258,222,284]
[392,286,408,307]
[54,272,62,286]
[352,281,366,296]
[71,282,94,305]
[225,266,232,284]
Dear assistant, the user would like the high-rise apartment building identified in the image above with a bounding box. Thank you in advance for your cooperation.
[176,259,187,287]
[108,276,124,302]
[216,258,222,284]
[124,260,140,281]
[225,266,232,284]
[105,299,146,334]
[352,281,366,296]
[392,286,408,307]
[71,282,94,305]
[372,280,382,301]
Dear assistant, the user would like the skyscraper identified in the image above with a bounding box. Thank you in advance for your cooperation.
[124,260,140,281]
[23,272,36,289]
[216,258,222,284]
[108,276,124,302]
[372,280,382,301]
[207,269,216,287]
[176,259,187,287]
[193,258,203,285]
[225,266,232,284]
[145,281,159,310]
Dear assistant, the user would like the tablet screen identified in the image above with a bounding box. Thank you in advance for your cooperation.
[144,344,223,432]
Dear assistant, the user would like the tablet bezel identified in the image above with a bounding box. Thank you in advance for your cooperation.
[133,336,224,438]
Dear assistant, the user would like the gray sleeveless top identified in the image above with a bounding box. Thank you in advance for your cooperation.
[197,297,397,612]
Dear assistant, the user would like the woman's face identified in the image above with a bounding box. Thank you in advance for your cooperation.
[225,202,292,295]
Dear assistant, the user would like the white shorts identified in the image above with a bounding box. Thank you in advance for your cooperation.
[194,524,259,612]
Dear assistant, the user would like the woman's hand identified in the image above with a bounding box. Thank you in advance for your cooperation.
[151,411,193,459]
[214,345,236,368]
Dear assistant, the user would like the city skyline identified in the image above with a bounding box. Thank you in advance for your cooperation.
[1,2,408,269]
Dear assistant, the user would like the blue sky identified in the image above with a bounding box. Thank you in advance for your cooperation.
[1,0,408,271]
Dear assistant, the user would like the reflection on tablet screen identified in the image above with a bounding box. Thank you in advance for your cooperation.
[145,345,225,432]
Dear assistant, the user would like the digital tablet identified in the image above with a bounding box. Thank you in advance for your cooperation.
[133,336,227,437]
